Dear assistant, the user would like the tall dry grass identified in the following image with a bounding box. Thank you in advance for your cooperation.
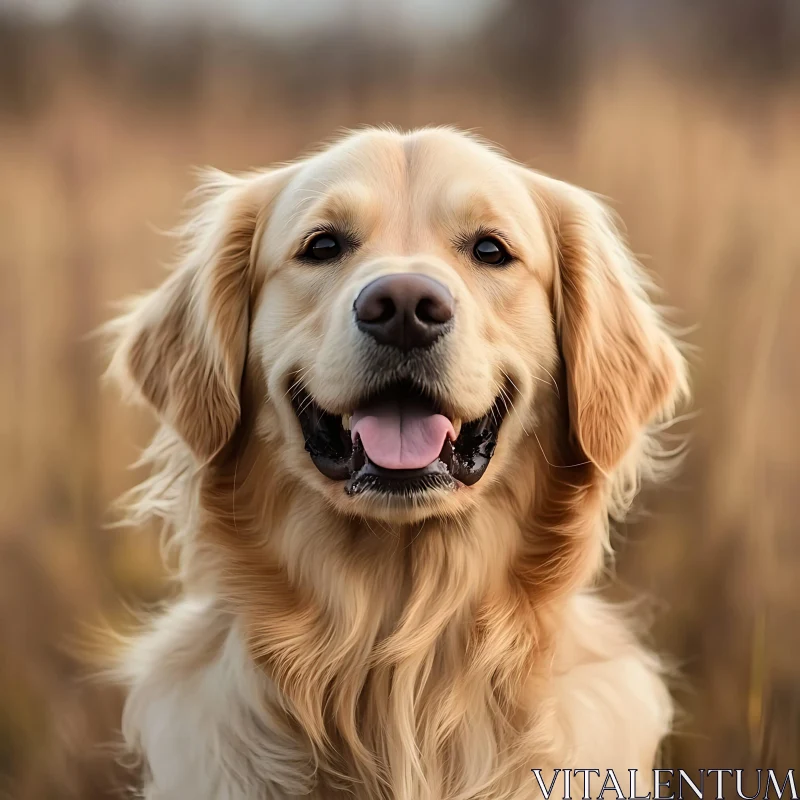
[1,47,799,797]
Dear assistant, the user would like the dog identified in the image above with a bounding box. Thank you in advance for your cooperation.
[107,126,688,799]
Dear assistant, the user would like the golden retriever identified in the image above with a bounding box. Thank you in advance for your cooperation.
[108,127,688,800]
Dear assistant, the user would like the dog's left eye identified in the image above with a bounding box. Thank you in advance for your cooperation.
[473,237,509,266]
[305,233,342,261]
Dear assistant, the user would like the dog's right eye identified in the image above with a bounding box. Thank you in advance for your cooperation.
[304,233,342,261]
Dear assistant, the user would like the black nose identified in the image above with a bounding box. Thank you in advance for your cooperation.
[354,274,454,351]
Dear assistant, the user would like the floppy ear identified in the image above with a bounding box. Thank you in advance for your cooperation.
[109,170,280,461]
[528,172,687,473]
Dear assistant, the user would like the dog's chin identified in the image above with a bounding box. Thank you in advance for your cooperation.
[290,378,509,518]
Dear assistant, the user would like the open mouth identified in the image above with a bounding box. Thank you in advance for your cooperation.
[291,380,507,495]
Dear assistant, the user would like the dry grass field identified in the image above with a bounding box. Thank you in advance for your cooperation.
[1,19,799,797]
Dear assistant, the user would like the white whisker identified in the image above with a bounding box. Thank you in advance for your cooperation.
[539,366,561,398]
[499,372,529,436]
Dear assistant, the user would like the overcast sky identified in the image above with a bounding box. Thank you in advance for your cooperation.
[0,0,500,39]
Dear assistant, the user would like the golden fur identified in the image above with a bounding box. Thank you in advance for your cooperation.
[107,127,688,799]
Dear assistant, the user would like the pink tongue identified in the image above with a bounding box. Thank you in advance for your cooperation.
[351,401,455,470]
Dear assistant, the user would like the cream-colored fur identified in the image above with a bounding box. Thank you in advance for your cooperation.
[108,127,688,799]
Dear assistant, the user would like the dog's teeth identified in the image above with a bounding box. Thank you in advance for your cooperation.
[342,414,352,431]
[452,418,462,438]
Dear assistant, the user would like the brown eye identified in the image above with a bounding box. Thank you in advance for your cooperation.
[306,233,342,261]
[473,237,508,266]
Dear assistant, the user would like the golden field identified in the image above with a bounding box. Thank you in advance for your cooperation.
[1,23,799,798]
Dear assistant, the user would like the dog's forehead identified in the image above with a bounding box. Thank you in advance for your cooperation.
[273,128,538,238]
[310,127,509,187]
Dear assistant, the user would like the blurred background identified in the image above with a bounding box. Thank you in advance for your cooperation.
[1,0,799,797]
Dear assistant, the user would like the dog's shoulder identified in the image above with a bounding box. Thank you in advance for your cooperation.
[544,593,673,779]
[120,596,316,800]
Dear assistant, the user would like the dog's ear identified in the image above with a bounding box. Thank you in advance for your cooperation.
[527,172,687,472]
[108,169,285,461]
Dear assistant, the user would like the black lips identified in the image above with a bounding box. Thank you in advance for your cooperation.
[291,381,505,495]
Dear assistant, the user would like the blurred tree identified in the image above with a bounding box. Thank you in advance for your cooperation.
[0,18,51,116]
[679,0,800,77]
[485,0,587,110]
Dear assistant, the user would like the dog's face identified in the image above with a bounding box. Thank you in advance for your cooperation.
[254,130,558,522]
[113,128,684,526]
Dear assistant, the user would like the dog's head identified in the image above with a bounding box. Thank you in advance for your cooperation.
[111,128,686,526]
